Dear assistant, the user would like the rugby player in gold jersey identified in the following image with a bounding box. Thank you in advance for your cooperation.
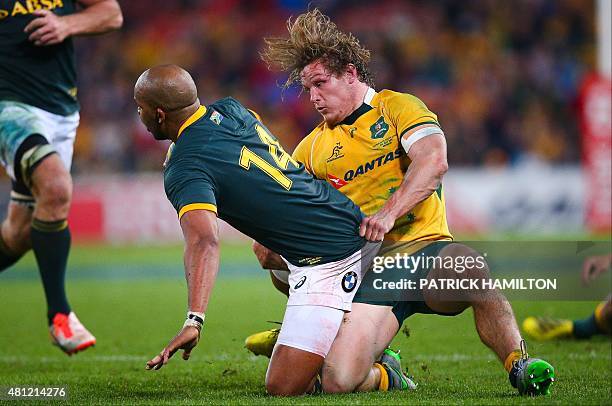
[247,9,555,396]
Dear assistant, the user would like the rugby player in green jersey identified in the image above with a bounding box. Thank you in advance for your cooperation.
[0,0,122,354]
[134,64,386,396]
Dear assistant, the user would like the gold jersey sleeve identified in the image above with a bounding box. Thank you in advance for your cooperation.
[293,89,452,243]
[382,91,441,145]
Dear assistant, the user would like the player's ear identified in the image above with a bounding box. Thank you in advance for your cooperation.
[345,64,357,84]
[156,108,166,124]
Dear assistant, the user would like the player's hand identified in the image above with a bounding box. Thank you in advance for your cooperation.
[24,10,71,46]
[359,212,394,242]
[581,254,612,285]
[145,326,200,371]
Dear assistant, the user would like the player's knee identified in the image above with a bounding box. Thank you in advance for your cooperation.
[34,177,72,215]
[321,370,357,394]
[265,376,303,397]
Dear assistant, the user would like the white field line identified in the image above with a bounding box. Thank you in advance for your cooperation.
[0,353,261,363]
[0,351,607,364]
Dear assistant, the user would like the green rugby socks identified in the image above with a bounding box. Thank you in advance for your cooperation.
[30,218,71,324]
[573,302,609,338]
[0,231,22,272]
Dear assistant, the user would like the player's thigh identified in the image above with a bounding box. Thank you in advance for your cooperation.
[45,110,78,171]
[322,303,398,393]
[0,101,49,180]
[423,243,488,314]
[267,304,343,395]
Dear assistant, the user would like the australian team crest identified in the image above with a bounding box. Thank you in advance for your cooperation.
[209,110,224,125]
[370,116,389,139]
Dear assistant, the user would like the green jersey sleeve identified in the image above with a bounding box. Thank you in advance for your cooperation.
[164,158,218,220]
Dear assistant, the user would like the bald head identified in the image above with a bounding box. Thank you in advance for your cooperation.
[134,65,201,141]
[134,64,198,111]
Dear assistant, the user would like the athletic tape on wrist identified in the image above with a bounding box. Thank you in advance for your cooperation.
[183,311,205,332]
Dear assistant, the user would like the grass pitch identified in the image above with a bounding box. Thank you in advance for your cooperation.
[0,243,610,404]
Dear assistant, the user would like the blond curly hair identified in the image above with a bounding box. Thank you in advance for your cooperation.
[261,8,373,88]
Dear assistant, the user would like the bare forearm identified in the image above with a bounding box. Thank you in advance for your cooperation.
[380,158,446,220]
[67,1,122,36]
[184,240,220,313]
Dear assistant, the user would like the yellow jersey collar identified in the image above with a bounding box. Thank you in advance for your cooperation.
[177,105,207,139]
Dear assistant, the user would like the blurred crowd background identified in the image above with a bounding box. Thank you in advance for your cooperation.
[72,0,595,174]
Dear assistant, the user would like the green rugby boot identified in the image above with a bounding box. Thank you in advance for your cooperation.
[509,341,555,396]
[378,348,417,390]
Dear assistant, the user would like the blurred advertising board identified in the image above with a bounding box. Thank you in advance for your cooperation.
[67,165,589,243]
[579,74,612,233]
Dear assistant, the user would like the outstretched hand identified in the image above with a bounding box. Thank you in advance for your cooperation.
[146,326,200,371]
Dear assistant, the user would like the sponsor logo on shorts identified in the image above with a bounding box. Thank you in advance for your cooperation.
[294,275,306,290]
[341,271,358,293]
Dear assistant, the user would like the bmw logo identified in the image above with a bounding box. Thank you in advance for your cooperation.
[294,275,306,289]
[341,271,358,293]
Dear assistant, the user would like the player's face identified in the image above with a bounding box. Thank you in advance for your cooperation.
[134,98,166,140]
[301,61,354,126]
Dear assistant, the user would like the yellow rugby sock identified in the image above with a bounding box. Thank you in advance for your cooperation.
[374,362,389,391]
[594,301,611,334]
[504,349,522,372]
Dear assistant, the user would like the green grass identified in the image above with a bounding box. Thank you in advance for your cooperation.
[0,244,610,404]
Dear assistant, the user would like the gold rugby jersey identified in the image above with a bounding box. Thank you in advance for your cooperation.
[292,88,452,242]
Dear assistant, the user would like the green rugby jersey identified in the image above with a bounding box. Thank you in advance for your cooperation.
[164,97,366,267]
[0,0,78,115]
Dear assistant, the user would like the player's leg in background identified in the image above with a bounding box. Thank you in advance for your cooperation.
[0,199,33,270]
[321,303,400,393]
[423,243,554,395]
[28,152,74,323]
[27,150,95,354]
[524,296,612,340]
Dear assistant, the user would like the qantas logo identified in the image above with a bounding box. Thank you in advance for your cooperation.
[343,148,403,181]
[328,174,348,189]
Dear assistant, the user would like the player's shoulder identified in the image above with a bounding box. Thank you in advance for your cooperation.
[292,121,326,162]
[209,97,253,119]
[376,89,430,112]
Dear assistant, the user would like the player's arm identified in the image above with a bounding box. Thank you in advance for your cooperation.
[146,209,220,371]
[360,130,447,241]
[25,0,123,46]
[253,241,289,271]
